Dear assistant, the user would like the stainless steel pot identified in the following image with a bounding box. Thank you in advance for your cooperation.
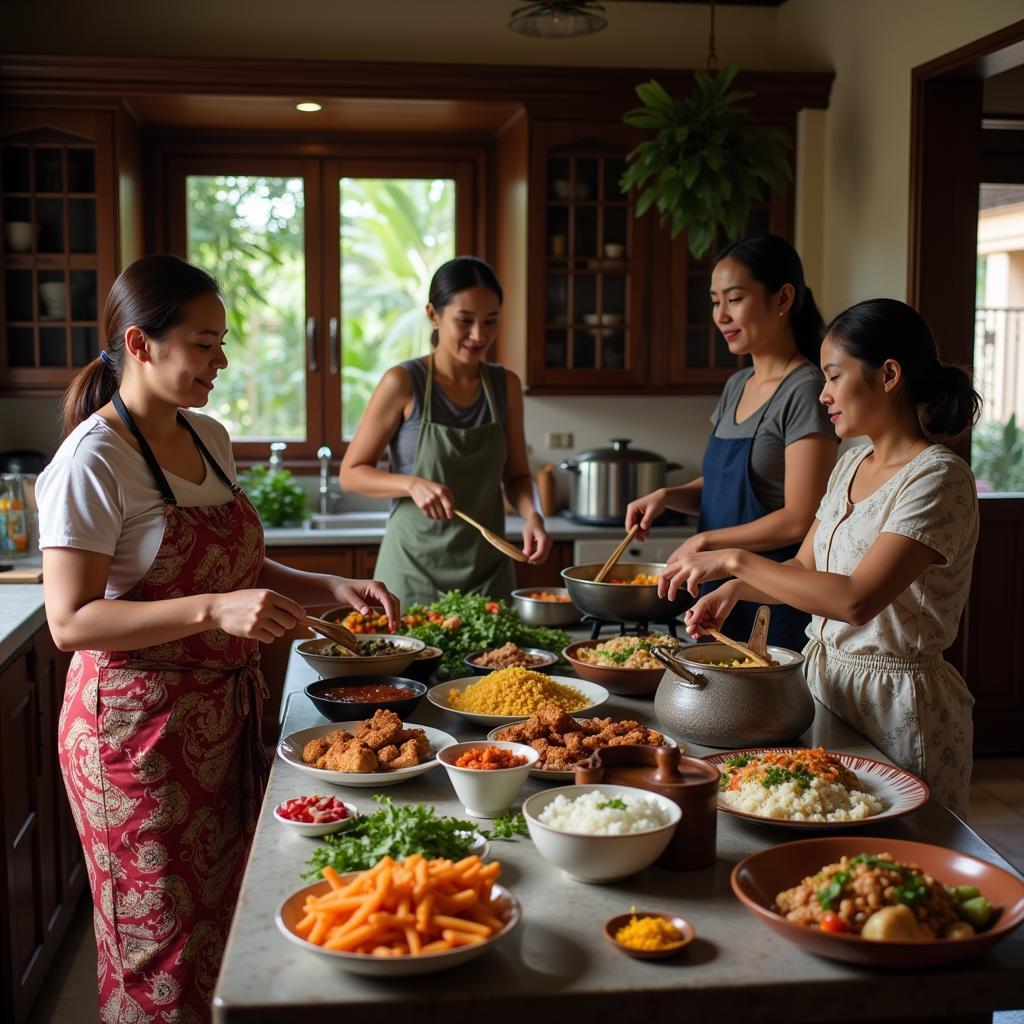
[560,439,678,524]
[561,562,688,622]
[651,644,814,748]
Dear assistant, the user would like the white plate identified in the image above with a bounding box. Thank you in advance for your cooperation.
[277,721,456,788]
[276,879,520,976]
[702,748,930,828]
[487,719,679,781]
[426,675,609,727]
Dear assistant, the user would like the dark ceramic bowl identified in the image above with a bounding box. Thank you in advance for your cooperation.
[731,836,1024,968]
[403,646,444,683]
[304,676,427,722]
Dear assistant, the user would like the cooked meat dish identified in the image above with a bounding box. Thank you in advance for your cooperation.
[301,709,430,773]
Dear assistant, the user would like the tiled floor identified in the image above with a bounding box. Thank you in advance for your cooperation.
[26,757,1024,1024]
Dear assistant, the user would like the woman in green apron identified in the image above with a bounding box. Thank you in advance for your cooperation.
[341,257,551,608]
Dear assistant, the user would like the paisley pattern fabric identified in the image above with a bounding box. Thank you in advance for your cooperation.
[58,491,268,1024]
[803,444,979,813]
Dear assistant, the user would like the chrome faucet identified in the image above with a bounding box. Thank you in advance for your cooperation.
[317,446,332,515]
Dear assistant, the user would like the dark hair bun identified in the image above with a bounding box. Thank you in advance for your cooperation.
[921,363,982,439]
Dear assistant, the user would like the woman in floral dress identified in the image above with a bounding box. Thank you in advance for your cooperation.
[37,254,398,1023]
[668,298,981,813]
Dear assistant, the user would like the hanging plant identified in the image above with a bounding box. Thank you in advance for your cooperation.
[620,64,792,259]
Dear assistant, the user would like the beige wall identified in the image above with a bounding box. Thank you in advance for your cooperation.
[777,0,1022,319]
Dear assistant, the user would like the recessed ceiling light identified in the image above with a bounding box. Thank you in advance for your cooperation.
[296,102,323,112]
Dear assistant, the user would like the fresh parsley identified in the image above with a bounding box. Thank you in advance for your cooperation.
[597,797,628,810]
[760,764,814,791]
[302,795,479,879]
[817,870,851,910]
[481,812,529,840]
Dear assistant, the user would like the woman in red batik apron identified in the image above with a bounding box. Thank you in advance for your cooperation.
[39,255,398,1023]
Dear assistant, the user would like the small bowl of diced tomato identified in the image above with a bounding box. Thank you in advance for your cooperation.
[273,795,358,838]
[438,742,540,818]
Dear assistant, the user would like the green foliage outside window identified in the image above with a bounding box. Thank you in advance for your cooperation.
[972,414,1024,493]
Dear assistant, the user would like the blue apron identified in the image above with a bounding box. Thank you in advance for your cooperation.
[696,382,810,652]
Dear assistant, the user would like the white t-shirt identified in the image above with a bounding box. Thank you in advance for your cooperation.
[37,411,237,598]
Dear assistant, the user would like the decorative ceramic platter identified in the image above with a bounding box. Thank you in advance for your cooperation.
[702,747,929,829]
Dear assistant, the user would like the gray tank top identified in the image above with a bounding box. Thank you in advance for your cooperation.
[388,357,508,477]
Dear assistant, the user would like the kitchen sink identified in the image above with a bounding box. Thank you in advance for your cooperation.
[307,511,390,530]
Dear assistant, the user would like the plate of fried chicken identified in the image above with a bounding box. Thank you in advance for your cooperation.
[278,709,456,787]
[487,703,679,780]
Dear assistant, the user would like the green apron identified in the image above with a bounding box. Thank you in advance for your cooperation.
[375,357,516,608]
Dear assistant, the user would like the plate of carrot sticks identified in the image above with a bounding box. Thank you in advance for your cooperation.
[276,852,521,975]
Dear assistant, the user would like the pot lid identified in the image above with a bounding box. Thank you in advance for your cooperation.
[574,438,664,464]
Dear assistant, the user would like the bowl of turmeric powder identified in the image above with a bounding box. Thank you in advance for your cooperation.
[603,910,695,959]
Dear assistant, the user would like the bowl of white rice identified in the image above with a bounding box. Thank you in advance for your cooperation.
[523,784,681,883]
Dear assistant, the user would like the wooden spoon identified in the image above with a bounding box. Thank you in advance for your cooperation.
[454,509,528,563]
[305,615,360,654]
[746,605,772,663]
[593,524,640,583]
[703,625,772,668]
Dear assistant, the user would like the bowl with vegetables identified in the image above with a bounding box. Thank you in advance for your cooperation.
[296,634,425,679]
[731,836,1024,967]
[561,562,689,623]
[437,741,541,818]
[510,587,580,627]
[563,634,681,696]
[304,677,427,721]
[273,795,358,838]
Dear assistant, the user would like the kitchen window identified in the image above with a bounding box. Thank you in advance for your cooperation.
[166,153,478,462]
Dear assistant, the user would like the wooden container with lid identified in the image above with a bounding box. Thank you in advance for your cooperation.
[575,745,720,870]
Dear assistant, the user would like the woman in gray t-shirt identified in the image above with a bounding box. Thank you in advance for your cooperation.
[626,236,837,650]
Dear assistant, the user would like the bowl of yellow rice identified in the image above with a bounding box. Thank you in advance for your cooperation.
[425,668,609,726]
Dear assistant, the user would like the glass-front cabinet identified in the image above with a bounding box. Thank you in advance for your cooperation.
[529,122,650,389]
[0,111,116,394]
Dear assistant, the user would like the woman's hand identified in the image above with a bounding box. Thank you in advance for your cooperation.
[625,488,668,540]
[332,578,401,631]
[521,513,552,564]
[684,585,740,639]
[408,477,455,520]
[668,532,708,561]
[210,589,307,643]
[658,549,740,601]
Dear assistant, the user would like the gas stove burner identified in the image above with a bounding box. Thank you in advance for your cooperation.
[579,614,686,641]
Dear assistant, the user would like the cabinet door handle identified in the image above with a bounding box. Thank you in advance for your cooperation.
[329,317,340,375]
[306,316,318,372]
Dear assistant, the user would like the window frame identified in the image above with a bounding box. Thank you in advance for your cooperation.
[158,139,487,467]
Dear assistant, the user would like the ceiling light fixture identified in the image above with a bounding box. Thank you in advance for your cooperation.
[295,102,323,112]
[508,1,607,39]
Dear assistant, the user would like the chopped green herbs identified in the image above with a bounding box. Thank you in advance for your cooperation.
[760,764,814,790]
[725,754,754,769]
[816,870,851,910]
[482,812,529,840]
[597,797,628,810]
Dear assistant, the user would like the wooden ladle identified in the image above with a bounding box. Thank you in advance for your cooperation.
[454,509,528,563]
[703,605,773,667]
[305,615,361,654]
[593,524,640,583]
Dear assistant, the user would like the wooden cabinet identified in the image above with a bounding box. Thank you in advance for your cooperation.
[0,109,119,394]
[0,625,83,1024]
[514,539,573,590]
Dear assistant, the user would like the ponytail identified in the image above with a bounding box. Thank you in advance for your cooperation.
[60,254,219,436]
[826,298,982,440]
[714,234,825,363]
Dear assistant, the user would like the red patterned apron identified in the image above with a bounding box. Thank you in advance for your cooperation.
[58,395,269,1024]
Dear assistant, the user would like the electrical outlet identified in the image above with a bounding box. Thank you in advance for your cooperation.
[546,432,574,449]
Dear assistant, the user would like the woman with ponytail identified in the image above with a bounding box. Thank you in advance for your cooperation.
[672,298,982,812]
[36,254,397,1022]
[627,235,838,651]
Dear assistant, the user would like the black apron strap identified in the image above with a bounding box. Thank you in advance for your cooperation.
[176,413,239,493]
[112,392,177,505]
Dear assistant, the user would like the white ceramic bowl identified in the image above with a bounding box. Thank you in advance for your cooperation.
[425,675,609,727]
[276,878,521,976]
[273,798,358,838]
[277,721,456,788]
[438,741,540,818]
[522,784,681,883]
[296,634,425,678]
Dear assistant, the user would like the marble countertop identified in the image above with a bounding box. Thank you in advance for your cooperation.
[212,646,1024,1023]
[0,581,45,667]
[264,512,695,546]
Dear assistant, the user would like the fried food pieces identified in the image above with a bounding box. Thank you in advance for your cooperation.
[302,710,430,773]
[494,702,664,771]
